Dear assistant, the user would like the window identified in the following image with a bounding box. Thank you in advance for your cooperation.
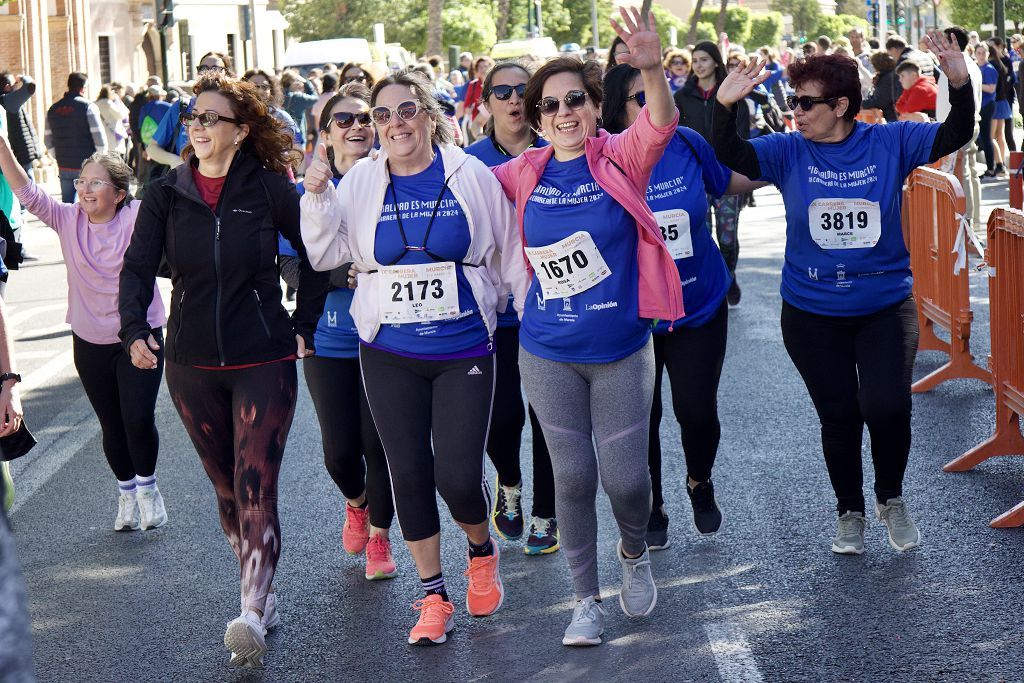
[226,34,236,67]
[98,36,112,84]
[179,21,192,78]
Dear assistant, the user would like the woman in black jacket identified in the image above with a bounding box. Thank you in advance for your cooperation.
[862,52,900,122]
[119,75,328,668]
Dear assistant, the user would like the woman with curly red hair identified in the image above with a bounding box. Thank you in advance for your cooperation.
[119,75,329,668]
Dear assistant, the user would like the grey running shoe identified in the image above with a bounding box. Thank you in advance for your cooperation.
[831,511,866,555]
[616,540,657,617]
[875,497,921,551]
[562,595,606,646]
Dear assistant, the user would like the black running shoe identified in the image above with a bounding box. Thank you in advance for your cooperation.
[687,480,723,535]
[727,279,741,308]
[491,476,524,540]
[646,507,670,550]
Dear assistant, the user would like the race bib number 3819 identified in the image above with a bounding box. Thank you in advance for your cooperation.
[524,230,612,300]
[808,198,882,250]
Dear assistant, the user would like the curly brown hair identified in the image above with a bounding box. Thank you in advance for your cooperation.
[181,75,299,176]
[523,56,603,130]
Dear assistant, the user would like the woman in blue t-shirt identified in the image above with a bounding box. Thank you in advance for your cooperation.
[279,83,397,582]
[975,43,1000,177]
[465,61,559,556]
[602,63,764,548]
[711,36,974,556]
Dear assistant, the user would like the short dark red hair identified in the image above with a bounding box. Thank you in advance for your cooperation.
[787,54,862,121]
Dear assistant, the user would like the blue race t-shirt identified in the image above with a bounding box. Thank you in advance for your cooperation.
[139,100,172,147]
[371,151,488,355]
[271,106,303,145]
[520,155,649,363]
[465,134,550,327]
[648,128,731,332]
[280,177,359,359]
[980,62,998,107]
[749,121,939,316]
[151,97,191,154]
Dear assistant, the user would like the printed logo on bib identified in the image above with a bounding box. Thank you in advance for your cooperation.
[808,198,882,250]
[378,262,460,324]
[524,231,612,300]
[653,208,693,260]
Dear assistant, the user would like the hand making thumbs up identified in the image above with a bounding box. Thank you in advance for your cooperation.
[304,142,332,195]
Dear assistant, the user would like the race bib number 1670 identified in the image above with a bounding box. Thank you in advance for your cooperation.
[807,198,882,250]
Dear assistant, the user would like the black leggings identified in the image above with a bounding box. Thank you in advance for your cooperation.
[303,355,394,530]
[649,300,728,509]
[72,331,164,481]
[487,326,556,518]
[977,101,995,171]
[781,297,919,514]
[359,344,494,542]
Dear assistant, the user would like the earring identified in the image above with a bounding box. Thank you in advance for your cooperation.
[234,138,240,145]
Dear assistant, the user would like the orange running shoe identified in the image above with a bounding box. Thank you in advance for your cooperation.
[464,539,504,617]
[408,594,455,645]
[365,535,398,580]
[342,503,370,555]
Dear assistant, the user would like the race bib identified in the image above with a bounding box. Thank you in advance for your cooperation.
[378,262,460,324]
[653,208,693,260]
[524,231,612,300]
[808,198,882,250]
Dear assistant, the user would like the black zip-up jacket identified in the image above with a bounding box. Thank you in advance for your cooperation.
[674,79,751,142]
[119,151,329,366]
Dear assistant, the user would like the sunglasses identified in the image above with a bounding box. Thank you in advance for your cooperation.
[626,91,646,107]
[332,110,373,128]
[250,82,272,91]
[72,178,116,191]
[670,59,686,66]
[180,110,243,128]
[536,90,587,117]
[489,84,526,101]
[785,95,839,111]
[197,64,225,74]
[370,100,420,125]
[344,75,367,84]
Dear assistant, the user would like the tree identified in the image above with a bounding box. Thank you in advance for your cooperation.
[769,0,821,38]
[393,3,497,55]
[813,13,868,40]
[696,7,751,46]
[687,0,708,44]
[834,0,867,19]
[427,0,444,55]
[649,3,688,48]
[496,0,512,40]
[282,0,393,42]
[748,12,784,50]
[714,0,729,36]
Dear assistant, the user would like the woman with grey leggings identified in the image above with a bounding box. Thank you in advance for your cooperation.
[492,8,683,646]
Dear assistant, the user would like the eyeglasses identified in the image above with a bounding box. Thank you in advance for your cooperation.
[670,59,686,66]
[626,91,646,107]
[370,100,420,125]
[785,95,839,111]
[332,110,373,128]
[197,64,226,75]
[72,178,116,192]
[727,61,742,69]
[250,82,273,91]
[489,84,526,101]
[344,75,367,84]
[536,90,587,117]
[180,110,243,127]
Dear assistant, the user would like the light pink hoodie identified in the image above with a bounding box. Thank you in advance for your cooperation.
[492,105,685,324]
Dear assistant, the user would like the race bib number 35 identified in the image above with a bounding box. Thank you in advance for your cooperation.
[653,208,693,260]
[524,231,612,300]
[808,198,882,250]
[378,262,460,324]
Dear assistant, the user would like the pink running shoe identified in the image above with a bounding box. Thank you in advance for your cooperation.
[343,503,370,555]
[365,534,398,580]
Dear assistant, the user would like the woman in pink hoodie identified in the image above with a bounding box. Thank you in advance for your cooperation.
[491,7,681,646]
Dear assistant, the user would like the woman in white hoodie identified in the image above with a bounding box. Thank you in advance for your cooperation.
[301,67,521,647]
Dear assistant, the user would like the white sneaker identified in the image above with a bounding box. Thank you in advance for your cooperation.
[137,487,167,530]
[225,610,267,668]
[617,539,657,618]
[262,592,281,632]
[114,493,140,532]
[562,595,606,646]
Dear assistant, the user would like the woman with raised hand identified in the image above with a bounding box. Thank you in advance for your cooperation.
[0,137,167,532]
[710,34,973,556]
[464,61,559,557]
[119,75,329,668]
[491,7,681,646]
[278,83,398,581]
[301,68,518,647]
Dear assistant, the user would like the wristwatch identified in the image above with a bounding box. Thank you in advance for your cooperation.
[0,372,22,385]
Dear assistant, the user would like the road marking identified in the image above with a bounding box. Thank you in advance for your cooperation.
[7,302,66,329]
[16,322,71,340]
[20,350,73,395]
[704,622,765,683]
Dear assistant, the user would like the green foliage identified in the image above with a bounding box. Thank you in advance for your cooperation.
[813,13,868,41]
[695,7,751,46]
[650,3,688,48]
[395,4,498,55]
[693,21,717,43]
[769,0,820,38]
[748,12,783,50]
[561,0,615,48]
[834,0,867,19]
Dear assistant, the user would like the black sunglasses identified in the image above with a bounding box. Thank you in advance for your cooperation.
[180,110,242,128]
[344,75,367,84]
[786,95,839,112]
[370,100,420,125]
[489,84,526,101]
[332,110,373,128]
[197,64,225,74]
[626,91,646,107]
[537,90,587,117]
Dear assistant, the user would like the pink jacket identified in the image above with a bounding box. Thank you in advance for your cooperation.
[492,106,685,324]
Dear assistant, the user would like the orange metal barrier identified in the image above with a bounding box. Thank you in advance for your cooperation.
[856,108,885,124]
[944,208,1024,527]
[903,167,992,392]
[1010,151,1022,211]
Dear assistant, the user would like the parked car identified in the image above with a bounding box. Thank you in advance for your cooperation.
[282,39,373,75]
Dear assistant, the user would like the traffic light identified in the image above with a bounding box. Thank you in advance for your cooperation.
[895,0,906,25]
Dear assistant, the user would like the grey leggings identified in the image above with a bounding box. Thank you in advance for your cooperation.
[519,340,655,600]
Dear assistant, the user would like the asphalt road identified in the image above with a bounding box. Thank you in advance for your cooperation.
[6,176,1024,683]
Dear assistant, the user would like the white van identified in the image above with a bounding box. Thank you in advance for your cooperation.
[282,39,374,74]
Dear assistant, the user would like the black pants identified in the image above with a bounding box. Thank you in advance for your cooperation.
[977,101,995,171]
[781,297,919,514]
[73,331,164,481]
[1005,104,1017,152]
[487,326,556,518]
[359,344,494,542]
[303,355,394,530]
[649,300,728,509]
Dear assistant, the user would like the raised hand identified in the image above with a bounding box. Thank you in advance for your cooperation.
[304,142,332,195]
[609,6,662,72]
[924,30,968,88]
[715,56,771,107]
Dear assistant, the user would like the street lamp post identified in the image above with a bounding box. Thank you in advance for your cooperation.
[591,0,599,50]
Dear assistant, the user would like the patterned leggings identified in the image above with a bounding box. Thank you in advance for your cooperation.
[706,193,742,275]
[165,360,297,614]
